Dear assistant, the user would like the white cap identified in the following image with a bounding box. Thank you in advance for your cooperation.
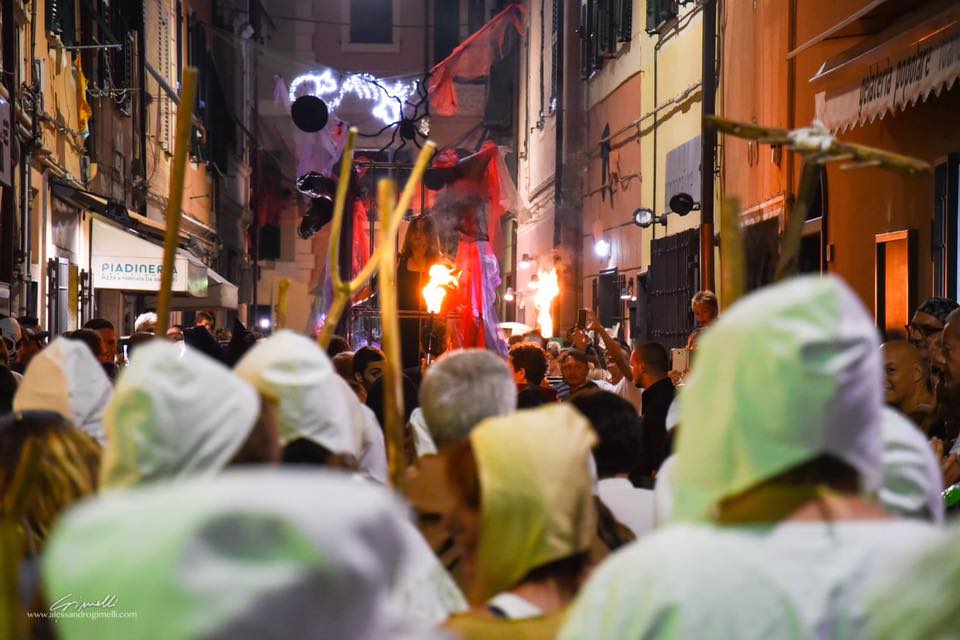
[235,330,358,457]
[100,340,260,488]
[675,275,885,521]
[14,337,112,444]
[879,407,945,523]
[43,469,428,640]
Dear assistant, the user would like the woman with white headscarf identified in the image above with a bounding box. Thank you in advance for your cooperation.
[235,330,466,626]
[559,276,943,639]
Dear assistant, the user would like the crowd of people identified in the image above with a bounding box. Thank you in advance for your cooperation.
[0,274,959,638]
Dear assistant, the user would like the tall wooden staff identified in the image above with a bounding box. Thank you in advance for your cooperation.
[156,67,199,335]
[317,132,435,487]
[705,116,930,284]
[317,131,436,352]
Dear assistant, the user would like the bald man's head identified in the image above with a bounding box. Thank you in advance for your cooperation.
[942,309,960,384]
[881,341,926,410]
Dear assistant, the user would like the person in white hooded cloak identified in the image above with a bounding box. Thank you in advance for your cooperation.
[14,337,113,444]
[558,275,942,640]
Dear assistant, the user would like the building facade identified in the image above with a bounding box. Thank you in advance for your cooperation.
[720,0,960,334]
[0,0,255,337]
[254,0,513,334]
[516,0,713,347]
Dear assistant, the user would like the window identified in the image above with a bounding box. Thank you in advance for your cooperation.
[646,0,678,34]
[47,0,77,47]
[350,0,393,44]
[434,0,460,63]
[151,0,175,153]
[580,0,632,79]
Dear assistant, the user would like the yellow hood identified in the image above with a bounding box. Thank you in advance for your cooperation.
[469,404,597,604]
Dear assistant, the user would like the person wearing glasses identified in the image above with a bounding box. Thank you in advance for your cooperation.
[906,298,958,362]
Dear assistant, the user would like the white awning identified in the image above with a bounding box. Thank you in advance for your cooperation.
[813,1,960,132]
[162,267,240,310]
[90,219,207,296]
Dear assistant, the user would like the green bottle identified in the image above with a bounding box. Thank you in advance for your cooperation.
[942,482,960,511]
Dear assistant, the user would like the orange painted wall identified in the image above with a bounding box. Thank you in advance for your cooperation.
[721,0,960,313]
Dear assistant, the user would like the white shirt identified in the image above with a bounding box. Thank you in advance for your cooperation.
[597,477,655,538]
[594,376,643,412]
[408,407,438,457]
[357,404,388,484]
[486,592,544,620]
[653,454,678,528]
[559,520,941,640]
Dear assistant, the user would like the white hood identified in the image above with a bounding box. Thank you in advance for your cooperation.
[235,330,358,457]
[100,340,260,488]
[879,407,945,524]
[43,469,435,640]
[14,337,112,444]
[675,276,885,521]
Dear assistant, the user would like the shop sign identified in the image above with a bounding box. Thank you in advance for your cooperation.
[815,24,960,132]
[92,256,189,292]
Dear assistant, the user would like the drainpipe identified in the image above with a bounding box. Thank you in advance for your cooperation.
[700,0,717,292]
[553,0,565,222]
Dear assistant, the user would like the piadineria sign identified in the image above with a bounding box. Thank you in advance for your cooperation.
[90,219,206,295]
[814,15,960,132]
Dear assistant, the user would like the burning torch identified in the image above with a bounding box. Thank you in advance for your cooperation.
[531,267,560,338]
[421,263,460,364]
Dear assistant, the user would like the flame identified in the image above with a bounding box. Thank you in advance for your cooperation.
[422,264,460,314]
[532,267,560,338]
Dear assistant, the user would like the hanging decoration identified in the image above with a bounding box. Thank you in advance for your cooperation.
[288,70,419,127]
[428,3,526,116]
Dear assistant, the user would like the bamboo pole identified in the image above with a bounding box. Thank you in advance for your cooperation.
[377,179,406,488]
[156,67,199,336]
[775,162,819,281]
[720,197,745,307]
[317,140,437,349]
[276,277,291,330]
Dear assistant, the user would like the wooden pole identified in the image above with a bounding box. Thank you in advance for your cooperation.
[317,140,436,349]
[276,277,290,330]
[719,197,745,307]
[775,162,819,281]
[156,67,199,336]
[377,179,405,488]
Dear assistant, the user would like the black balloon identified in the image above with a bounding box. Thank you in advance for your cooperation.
[291,95,329,133]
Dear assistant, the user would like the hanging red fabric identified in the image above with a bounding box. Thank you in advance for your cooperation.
[428,4,526,116]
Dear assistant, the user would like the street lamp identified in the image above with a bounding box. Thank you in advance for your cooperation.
[503,286,515,302]
[594,238,611,257]
[519,253,535,270]
[669,192,701,216]
[631,207,668,228]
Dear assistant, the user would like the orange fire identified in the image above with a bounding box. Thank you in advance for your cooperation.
[422,264,460,314]
[532,267,560,338]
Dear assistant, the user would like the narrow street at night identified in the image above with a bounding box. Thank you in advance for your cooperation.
[0,0,959,638]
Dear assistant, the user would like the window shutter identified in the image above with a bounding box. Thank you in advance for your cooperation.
[579,0,591,79]
[615,0,633,42]
[597,0,614,58]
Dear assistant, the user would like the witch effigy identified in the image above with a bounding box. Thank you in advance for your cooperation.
[422,141,513,358]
